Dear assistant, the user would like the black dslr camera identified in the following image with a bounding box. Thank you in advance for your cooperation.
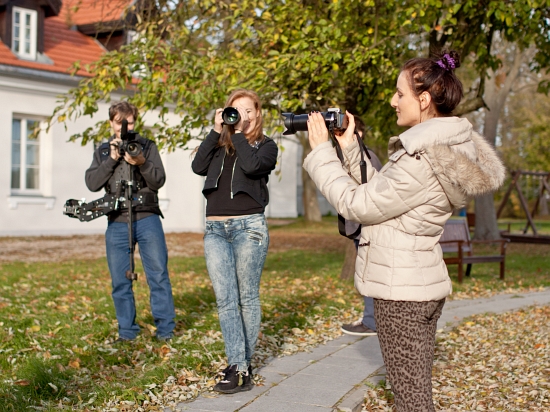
[118,119,142,157]
[221,107,240,126]
[282,108,348,136]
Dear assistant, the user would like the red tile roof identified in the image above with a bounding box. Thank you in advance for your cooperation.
[61,0,132,27]
[0,0,132,77]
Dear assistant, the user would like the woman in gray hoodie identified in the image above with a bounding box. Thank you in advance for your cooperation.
[303,50,505,411]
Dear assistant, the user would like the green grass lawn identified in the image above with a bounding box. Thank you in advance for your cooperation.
[498,217,550,235]
[0,217,549,411]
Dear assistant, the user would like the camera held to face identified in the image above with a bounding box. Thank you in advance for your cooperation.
[118,119,142,157]
[222,107,240,126]
[282,108,348,136]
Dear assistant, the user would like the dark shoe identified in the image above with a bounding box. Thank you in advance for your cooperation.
[213,365,251,394]
[156,334,173,343]
[241,365,254,392]
[112,336,134,344]
[341,320,377,336]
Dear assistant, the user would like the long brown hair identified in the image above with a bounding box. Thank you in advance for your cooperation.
[219,89,264,153]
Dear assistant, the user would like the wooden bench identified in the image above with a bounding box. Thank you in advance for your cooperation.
[439,219,509,283]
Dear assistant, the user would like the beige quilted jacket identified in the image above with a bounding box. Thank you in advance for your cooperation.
[303,117,506,301]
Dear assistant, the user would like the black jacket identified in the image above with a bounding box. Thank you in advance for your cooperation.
[191,130,278,207]
[85,135,165,221]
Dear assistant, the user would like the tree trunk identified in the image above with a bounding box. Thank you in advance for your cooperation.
[475,45,528,240]
[474,193,502,239]
[340,240,357,280]
[476,92,503,239]
[299,133,322,222]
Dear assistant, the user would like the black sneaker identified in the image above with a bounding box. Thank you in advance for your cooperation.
[213,365,250,394]
[341,320,377,336]
[112,336,134,344]
[156,334,173,343]
[241,365,254,392]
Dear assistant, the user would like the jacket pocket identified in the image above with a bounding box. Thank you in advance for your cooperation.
[357,239,371,281]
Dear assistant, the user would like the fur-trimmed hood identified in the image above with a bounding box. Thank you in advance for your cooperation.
[388,117,506,209]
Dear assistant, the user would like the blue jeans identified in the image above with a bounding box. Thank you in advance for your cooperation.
[105,214,176,339]
[362,296,376,331]
[204,214,269,371]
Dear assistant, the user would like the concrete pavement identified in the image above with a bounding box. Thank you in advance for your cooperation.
[171,289,550,412]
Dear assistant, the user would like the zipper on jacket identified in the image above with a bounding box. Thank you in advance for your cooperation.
[230,156,237,199]
[215,152,226,189]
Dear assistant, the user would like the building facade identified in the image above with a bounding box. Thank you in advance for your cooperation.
[0,0,298,236]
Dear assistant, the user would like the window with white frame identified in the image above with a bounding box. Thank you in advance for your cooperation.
[12,7,37,60]
[11,118,41,194]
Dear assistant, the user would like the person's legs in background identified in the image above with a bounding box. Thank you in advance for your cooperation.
[135,215,176,340]
[341,239,377,336]
[105,221,140,340]
[341,295,377,336]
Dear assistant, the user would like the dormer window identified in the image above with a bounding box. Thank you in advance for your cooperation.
[12,7,37,60]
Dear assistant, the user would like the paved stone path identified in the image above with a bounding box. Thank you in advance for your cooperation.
[170,289,550,412]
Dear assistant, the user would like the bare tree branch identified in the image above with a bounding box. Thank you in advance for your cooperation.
[454,96,486,116]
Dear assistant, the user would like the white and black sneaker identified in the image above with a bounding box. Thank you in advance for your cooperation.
[213,365,252,394]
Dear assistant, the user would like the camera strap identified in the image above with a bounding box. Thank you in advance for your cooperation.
[334,131,370,239]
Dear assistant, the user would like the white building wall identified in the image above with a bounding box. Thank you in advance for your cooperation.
[158,142,206,233]
[0,74,298,236]
[1,75,106,235]
[265,135,299,218]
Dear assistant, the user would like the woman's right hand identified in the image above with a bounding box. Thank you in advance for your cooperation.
[214,108,224,133]
[334,111,356,149]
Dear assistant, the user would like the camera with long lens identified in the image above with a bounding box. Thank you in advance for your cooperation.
[118,119,142,157]
[282,108,348,136]
[222,107,240,126]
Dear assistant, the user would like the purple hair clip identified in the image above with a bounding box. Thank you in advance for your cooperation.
[436,53,455,70]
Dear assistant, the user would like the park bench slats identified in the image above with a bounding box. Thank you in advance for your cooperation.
[439,219,509,283]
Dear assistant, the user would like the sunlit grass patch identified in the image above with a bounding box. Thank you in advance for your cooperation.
[1,217,549,410]
[0,247,360,410]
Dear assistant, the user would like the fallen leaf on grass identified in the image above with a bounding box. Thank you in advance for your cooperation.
[362,304,550,411]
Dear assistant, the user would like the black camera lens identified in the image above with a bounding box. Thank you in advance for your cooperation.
[282,109,347,136]
[282,113,309,136]
[222,107,240,125]
[126,142,142,157]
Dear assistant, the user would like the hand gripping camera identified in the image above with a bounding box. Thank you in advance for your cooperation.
[281,108,348,136]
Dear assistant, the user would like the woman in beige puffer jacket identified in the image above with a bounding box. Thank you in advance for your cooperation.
[303,50,505,411]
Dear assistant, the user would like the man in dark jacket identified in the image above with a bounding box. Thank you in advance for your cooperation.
[85,102,175,343]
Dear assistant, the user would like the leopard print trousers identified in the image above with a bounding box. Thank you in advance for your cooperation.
[374,298,445,412]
